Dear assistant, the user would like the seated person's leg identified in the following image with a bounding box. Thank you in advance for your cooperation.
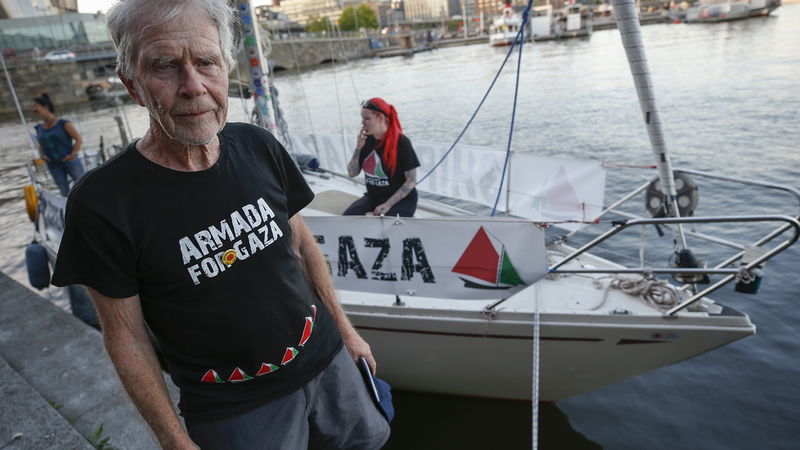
[386,190,418,217]
[343,196,377,215]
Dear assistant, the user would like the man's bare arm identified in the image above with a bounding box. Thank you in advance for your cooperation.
[374,168,416,215]
[88,288,197,449]
[288,214,377,374]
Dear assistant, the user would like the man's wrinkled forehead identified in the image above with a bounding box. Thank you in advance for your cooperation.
[129,5,219,63]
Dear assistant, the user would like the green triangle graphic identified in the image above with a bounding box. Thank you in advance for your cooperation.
[374,157,387,179]
[499,251,525,286]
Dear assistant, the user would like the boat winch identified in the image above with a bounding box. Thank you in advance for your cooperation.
[645,171,699,218]
[671,248,710,284]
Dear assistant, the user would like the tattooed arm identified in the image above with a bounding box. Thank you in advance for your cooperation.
[373,168,416,215]
[347,128,367,178]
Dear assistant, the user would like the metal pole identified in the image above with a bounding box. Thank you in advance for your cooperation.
[1,53,40,157]
[237,0,277,133]
[462,0,468,39]
[611,0,688,249]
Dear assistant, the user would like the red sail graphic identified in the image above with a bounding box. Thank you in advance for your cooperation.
[201,369,224,383]
[228,367,252,383]
[451,227,500,283]
[311,304,317,320]
[299,317,314,347]
[256,363,279,376]
[362,151,387,179]
[281,347,299,365]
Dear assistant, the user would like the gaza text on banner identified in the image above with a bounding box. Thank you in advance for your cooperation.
[304,215,547,300]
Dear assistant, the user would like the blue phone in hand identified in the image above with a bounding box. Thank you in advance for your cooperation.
[357,356,380,404]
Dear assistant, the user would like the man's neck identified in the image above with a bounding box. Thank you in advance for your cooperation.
[136,125,221,172]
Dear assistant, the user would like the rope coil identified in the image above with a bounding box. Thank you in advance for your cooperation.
[610,277,680,310]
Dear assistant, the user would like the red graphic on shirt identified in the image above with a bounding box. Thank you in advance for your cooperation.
[362,151,387,180]
[228,367,253,383]
[299,317,314,347]
[256,363,280,376]
[200,369,225,383]
[311,304,317,320]
[281,347,299,365]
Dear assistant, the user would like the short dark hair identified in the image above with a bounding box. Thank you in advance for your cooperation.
[34,93,54,113]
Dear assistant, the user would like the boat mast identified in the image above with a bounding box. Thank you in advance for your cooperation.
[236,0,278,133]
[611,0,688,249]
[1,53,39,157]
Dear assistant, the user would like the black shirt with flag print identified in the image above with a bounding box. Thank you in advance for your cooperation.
[358,134,420,204]
[51,123,342,420]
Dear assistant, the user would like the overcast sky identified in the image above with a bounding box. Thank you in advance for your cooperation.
[77,0,272,14]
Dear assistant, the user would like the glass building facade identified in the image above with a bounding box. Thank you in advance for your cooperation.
[0,13,110,52]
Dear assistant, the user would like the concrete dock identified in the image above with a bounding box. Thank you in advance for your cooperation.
[0,272,178,449]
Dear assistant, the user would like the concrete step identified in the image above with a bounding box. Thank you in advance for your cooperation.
[0,272,178,449]
[0,356,91,449]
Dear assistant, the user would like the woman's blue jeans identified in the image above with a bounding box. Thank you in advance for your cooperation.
[46,158,85,196]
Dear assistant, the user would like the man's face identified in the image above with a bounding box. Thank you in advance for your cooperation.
[125,7,228,146]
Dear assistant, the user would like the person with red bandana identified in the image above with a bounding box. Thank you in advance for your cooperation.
[344,98,420,217]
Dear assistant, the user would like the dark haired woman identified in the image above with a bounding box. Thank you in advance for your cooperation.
[344,97,420,217]
[33,93,85,196]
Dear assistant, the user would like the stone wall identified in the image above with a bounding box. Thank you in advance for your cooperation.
[1,57,117,118]
[262,37,376,71]
[2,38,382,116]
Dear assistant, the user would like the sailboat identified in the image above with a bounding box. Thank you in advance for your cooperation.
[20,0,800,402]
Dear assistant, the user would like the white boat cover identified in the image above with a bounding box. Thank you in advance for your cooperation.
[304,215,547,300]
[289,133,607,231]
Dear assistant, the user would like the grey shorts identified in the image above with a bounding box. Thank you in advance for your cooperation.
[185,346,390,449]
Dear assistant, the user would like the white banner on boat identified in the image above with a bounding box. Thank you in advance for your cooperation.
[289,133,606,231]
[304,215,547,300]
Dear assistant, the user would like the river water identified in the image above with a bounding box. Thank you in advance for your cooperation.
[2,5,799,449]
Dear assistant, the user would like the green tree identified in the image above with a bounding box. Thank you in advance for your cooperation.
[307,15,332,32]
[338,5,379,31]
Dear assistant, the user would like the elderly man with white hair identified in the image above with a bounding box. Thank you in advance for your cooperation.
[51,1,390,448]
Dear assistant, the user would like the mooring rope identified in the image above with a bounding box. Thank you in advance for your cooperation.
[532,281,541,450]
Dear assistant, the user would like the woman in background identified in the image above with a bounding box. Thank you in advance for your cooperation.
[344,97,420,217]
[33,93,85,196]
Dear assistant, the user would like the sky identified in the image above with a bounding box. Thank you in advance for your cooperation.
[77,0,273,14]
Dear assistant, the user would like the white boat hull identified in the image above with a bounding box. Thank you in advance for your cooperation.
[343,286,754,401]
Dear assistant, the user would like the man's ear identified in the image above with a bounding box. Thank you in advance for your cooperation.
[117,68,145,107]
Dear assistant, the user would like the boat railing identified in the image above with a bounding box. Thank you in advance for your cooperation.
[549,168,800,316]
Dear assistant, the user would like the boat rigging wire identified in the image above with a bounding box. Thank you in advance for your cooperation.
[324,19,351,163]
[417,0,535,188]
[286,31,321,157]
[2,53,40,157]
[491,3,531,216]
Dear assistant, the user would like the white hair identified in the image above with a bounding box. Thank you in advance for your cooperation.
[107,0,237,79]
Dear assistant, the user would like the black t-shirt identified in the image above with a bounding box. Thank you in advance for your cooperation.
[358,134,420,204]
[51,123,342,420]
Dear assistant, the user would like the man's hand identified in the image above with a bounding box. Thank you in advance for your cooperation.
[62,152,78,162]
[341,328,376,375]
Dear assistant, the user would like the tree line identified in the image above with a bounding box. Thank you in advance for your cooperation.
[307,5,379,32]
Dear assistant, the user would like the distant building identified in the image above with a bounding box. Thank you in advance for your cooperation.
[270,0,344,26]
[1,0,77,19]
[271,0,396,28]
[0,12,110,52]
